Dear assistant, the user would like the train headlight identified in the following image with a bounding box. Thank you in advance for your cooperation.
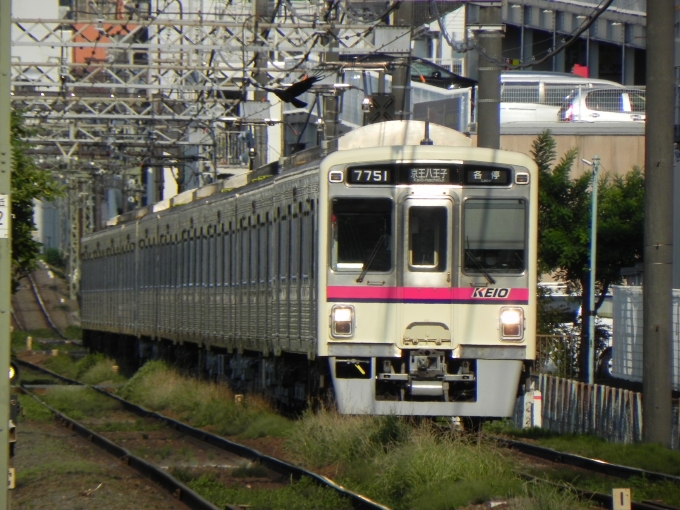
[331,305,354,338]
[499,307,524,340]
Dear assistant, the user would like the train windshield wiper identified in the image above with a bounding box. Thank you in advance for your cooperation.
[356,234,386,283]
[465,237,495,285]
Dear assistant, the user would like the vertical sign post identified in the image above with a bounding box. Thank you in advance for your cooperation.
[0,0,13,505]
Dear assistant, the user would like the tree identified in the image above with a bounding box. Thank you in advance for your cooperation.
[533,130,644,380]
[10,110,63,292]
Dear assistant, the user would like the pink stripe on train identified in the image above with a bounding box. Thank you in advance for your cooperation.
[326,286,529,304]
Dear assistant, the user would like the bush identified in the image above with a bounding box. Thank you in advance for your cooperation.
[43,248,65,269]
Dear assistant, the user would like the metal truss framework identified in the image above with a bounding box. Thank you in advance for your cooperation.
[11,1,416,166]
[11,0,462,296]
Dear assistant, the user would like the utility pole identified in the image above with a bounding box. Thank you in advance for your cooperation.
[252,0,272,169]
[586,156,600,385]
[643,0,674,447]
[322,5,340,143]
[475,3,502,149]
[391,1,413,121]
[0,0,12,505]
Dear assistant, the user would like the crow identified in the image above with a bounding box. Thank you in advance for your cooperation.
[262,74,322,108]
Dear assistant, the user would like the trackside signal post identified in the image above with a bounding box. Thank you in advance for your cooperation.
[0,0,12,504]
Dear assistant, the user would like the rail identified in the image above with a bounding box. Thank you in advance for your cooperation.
[16,358,391,510]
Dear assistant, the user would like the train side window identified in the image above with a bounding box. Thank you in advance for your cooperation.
[331,198,392,272]
[463,199,526,275]
[408,206,447,271]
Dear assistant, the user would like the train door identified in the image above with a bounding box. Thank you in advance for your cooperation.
[399,197,454,350]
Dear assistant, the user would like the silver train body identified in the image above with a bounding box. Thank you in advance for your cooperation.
[81,121,537,417]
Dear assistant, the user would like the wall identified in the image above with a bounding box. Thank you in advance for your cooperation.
[473,123,646,178]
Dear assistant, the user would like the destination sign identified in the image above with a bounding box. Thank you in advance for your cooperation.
[464,166,511,185]
[407,167,450,183]
[344,163,514,186]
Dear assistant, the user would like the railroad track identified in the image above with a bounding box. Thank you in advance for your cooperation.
[491,435,680,510]
[15,358,390,510]
[26,272,67,339]
[20,356,680,510]
[12,267,67,339]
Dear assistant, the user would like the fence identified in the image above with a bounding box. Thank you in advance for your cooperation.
[513,374,680,450]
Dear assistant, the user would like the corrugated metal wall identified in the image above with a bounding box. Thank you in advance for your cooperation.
[611,285,680,391]
[514,374,680,449]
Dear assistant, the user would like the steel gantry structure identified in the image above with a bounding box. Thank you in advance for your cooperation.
[9,0,463,297]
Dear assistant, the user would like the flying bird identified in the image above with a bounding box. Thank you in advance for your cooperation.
[262,74,322,108]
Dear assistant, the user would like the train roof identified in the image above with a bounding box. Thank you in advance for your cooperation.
[101,121,491,228]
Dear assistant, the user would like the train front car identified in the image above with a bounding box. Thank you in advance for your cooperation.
[318,125,537,418]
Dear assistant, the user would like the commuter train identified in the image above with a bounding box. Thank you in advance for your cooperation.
[81,120,537,418]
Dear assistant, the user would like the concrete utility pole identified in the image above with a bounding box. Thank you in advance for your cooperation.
[643,0,674,447]
[587,156,600,385]
[0,0,12,505]
[475,3,502,149]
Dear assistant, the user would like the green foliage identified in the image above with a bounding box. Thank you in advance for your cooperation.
[488,425,680,498]
[43,247,65,269]
[285,409,391,468]
[42,352,126,385]
[513,481,588,510]
[117,360,168,400]
[10,110,64,292]
[352,430,520,509]
[119,360,291,438]
[532,130,644,377]
[533,130,590,281]
[18,394,54,423]
[63,326,82,340]
[232,462,269,478]
[18,461,106,485]
[40,386,122,420]
[176,473,350,510]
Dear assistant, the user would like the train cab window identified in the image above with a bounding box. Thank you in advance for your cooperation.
[409,207,447,271]
[463,199,526,275]
[331,198,392,272]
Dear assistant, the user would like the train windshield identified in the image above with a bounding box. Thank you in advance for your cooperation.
[331,198,392,272]
[463,199,526,274]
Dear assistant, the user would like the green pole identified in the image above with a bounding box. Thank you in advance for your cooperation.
[587,156,599,385]
[0,0,13,505]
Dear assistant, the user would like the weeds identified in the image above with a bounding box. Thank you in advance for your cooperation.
[41,352,127,386]
[40,386,122,420]
[18,394,54,423]
[173,473,351,510]
[232,462,269,478]
[119,361,292,438]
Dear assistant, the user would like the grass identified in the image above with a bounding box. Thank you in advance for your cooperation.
[135,443,195,462]
[232,462,269,478]
[41,352,128,386]
[11,326,82,352]
[285,409,536,510]
[90,417,163,433]
[18,393,55,423]
[115,361,602,509]
[18,460,108,486]
[170,472,351,510]
[39,386,122,420]
[119,361,293,438]
[485,420,680,506]
[486,420,680,476]
[22,353,666,509]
